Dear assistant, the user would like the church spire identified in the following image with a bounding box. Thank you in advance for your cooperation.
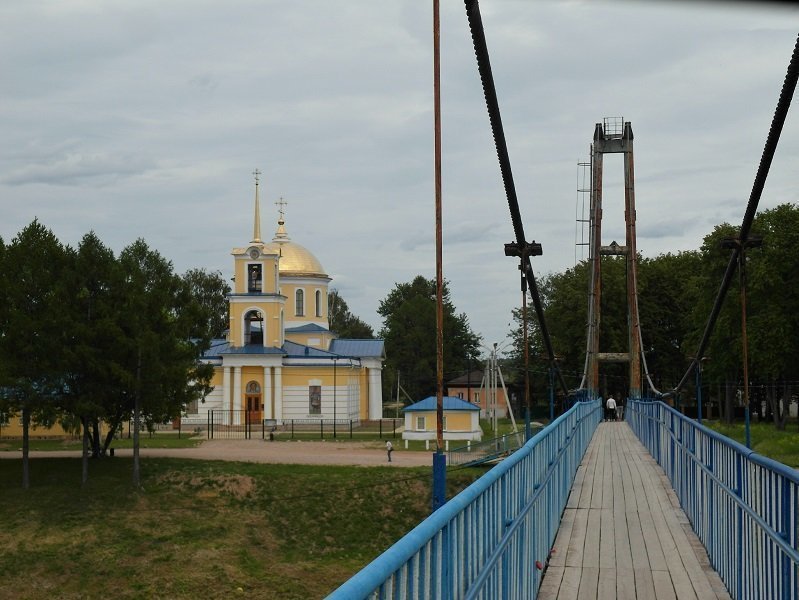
[251,169,262,244]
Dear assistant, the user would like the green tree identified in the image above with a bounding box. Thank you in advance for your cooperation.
[118,240,214,486]
[61,232,127,481]
[328,289,374,339]
[507,258,628,395]
[182,268,231,339]
[738,204,799,428]
[638,251,702,391]
[507,253,702,399]
[0,221,71,488]
[378,276,481,402]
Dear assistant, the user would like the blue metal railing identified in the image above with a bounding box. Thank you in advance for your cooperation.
[627,399,799,600]
[327,399,602,599]
[447,428,540,467]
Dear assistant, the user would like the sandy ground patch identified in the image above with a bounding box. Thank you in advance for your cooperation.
[0,439,435,467]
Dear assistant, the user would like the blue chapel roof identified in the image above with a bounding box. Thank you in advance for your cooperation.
[403,396,480,412]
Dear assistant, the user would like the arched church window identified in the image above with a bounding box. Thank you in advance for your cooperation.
[245,309,263,345]
[315,290,322,317]
[295,289,304,316]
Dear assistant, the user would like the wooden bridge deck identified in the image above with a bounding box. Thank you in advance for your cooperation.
[538,422,731,600]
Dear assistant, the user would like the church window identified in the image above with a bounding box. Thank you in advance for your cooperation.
[295,289,304,316]
[443,416,448,431]
[248,264,262,293]
[416,416,426,431]
[315,290,322,317]
[186,399,198,414]
[309,385,321,414]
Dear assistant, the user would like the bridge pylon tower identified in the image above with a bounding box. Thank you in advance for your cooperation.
[586,118,642,398]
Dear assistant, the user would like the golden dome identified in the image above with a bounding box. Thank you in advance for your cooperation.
[263,219,328,278]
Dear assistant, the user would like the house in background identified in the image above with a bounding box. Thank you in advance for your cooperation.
[401,396,482,450]
[446,370,508,419]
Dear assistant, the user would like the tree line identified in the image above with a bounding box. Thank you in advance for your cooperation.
[505,203,799,429]
[0,221,228,487]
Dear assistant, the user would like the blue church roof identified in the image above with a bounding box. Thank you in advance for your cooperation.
[329,339,385,358]
[403,396,480,412]
[202,338,385,361]
[220,344,285,356]
[202,340,286,358]
[282,340,338,358]
[285,323,330,333]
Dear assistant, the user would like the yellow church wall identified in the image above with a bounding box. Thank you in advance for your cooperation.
[232,254,279,295]
[281,282,328,321]
[280,367,332,387]
[228,300,284,347]
[0,418,76,439]
[283,331,334,349]
[240,367,262,384]
[358,368,369,420]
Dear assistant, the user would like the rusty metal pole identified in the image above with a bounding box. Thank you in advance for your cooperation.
[623,122,642,398]
[589,129,604,395]
[432,0,446,512]
[522,268,531,440]
[740,245,751,449]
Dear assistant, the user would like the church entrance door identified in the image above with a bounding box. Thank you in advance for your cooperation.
[245,382,262,425]
[246,395,262,425]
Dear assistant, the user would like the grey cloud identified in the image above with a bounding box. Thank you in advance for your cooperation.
[2,152,155,186]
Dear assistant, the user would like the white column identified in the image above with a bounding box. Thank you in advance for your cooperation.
[233,367,242,425]
[367,367,382,420]
[274,366,283,422]
[222,367,231,414]
[263,366,272,419]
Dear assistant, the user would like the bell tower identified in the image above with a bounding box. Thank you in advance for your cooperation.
[227,170,285,348]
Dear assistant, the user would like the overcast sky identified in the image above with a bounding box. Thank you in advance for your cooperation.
[2,1,797,353]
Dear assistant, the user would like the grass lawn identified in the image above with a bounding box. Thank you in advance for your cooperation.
[0,456,484,599]
[704,420,799,467]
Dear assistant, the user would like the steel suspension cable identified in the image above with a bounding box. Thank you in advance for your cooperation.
[671,33,799,396]
[463,0,569,395]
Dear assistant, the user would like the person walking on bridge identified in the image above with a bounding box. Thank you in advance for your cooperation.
[605,396,617,421]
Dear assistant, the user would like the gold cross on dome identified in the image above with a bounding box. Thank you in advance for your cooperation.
[275,196,287,220]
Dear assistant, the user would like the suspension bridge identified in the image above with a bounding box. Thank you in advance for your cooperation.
[329,2,799,597]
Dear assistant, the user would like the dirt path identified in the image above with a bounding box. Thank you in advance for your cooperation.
[0,439,434,467]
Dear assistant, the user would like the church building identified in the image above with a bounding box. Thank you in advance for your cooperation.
[184,173,385,427]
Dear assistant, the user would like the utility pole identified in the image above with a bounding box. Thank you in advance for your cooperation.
[722,234,762,449]
[505,241,543,440]
[431,0,446,512]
